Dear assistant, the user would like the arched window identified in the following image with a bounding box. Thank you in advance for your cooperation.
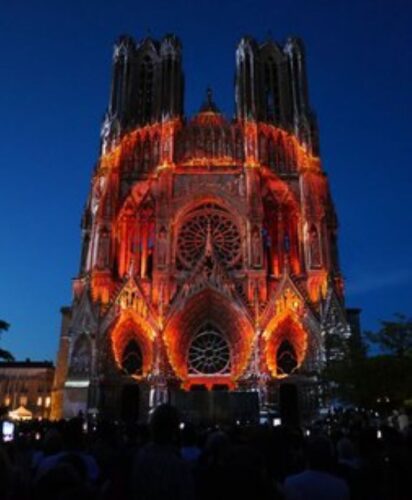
[277,340,298,375]
[121,339,143,376]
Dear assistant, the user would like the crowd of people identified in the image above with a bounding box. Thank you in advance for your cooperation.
[1,405,412,500]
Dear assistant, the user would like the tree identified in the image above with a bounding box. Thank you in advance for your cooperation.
[324,313,412,408]
[322,333,367,406]
[0,320,14,361]
[365,313,412,358]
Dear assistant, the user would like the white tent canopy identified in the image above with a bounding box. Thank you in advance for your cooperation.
[8,405,33,420]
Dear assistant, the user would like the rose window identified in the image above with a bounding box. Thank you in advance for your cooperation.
[177,204,241,269]
[188,329,231,375]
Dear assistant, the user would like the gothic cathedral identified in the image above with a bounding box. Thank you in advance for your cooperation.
[52,34,352,420]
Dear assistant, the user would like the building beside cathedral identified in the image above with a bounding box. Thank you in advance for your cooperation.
[0,360,54,420]
[52,33,352,421]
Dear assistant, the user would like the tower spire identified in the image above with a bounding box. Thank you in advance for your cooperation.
[199,86,220,113]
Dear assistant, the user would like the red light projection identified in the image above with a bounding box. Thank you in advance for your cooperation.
[77,103,341,392]
[163,289,254,385]
[110,312,155,378]
[54,35,350,421]
[263,289,308,377]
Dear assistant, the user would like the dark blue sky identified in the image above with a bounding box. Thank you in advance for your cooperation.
[1,0,411,361]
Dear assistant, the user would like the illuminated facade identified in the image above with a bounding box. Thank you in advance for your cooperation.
[0,361,54,419]
[53,34,351,420]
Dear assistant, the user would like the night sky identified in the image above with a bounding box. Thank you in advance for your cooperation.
[1,0,411,361]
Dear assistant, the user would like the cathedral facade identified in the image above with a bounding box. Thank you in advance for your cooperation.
[52,34,351,420]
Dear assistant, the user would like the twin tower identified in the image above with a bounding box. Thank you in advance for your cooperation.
[101,34,318,155]
[52,33,353,421]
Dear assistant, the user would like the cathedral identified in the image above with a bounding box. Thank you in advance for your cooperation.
[52,33,353,421]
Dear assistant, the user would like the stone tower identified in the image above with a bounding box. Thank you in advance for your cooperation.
[52,34,350,421]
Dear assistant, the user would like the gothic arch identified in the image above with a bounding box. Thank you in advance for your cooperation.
[276,340,298,375]
[264,314,308,378]
[163,289,254,381]
[110,313,155,378]
[121,339,143,376]
[174,190,248,224]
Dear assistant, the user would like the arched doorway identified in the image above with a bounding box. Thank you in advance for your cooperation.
[121,384,140,421]
[264,313,308,378]
[279,383,300,426]
[121,339,143,376]
[119,339,144,421]
[163,289,255,384]
[276,340,298,376]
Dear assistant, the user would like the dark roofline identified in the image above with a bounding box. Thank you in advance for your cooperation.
[0,360,54,369]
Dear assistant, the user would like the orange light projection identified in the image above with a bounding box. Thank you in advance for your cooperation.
[86,112,331,387]
[110,312,156,378]
[307,271,328,303]
[163,290,254,384]
[264,315,308,378]
[263,288,308,377]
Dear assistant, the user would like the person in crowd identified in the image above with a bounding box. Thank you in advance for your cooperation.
[131,404,195,500]
[35,417,99,484]
[180,423,201,463]
[0,405,411,499]
[283,434,350,500]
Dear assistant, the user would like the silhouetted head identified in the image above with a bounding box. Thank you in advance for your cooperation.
[0,445,12,497]
[43,428,63,456]
[306,435,334,471]
[181,422,198,447]
[149,404,180,445]
[63,417,84,450]
[337,437,356,461]
[33,463,86,500]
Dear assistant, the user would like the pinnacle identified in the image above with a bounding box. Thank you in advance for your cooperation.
[199,87,220,113]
